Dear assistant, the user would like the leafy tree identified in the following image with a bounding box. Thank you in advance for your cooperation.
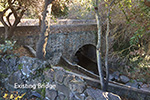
[0,0,70,39]
[0,0,39,39]
[51,0,69,17]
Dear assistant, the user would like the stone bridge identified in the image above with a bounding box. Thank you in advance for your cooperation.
[45,24,97,65]
[0,24,98,65]
[0,23,118,65]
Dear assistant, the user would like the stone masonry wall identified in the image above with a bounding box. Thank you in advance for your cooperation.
[46,31,96,65]
[0,26,40,48]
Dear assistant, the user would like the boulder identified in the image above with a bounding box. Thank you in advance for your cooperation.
[120,75,130,83]
[46,89,58,100]
[0,56,121,100]
[126,80,139,88]
[85,87,121,100]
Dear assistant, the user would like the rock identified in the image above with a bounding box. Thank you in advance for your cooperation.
[46,89,58,100]
[0,56,18,74]
[75,76,84,82]
[0,79,4,87]
[0,56,122,100]
[112,71,120,81]
[137,82,143,89]
[85,96,94,100]
[30,91,41,98]
[112,71,120,76]
[63,74,73,86]
[69,81,86,94]
[0,65,7,75]
[55,70,66,83]
[17,56,47,78]
[120,75,130,83]
[126,80,139,88]
[69,92,80,100]
[8,71,23,85]
[75,93,86,100]
[27,76,43,85]
[8,57,17,71]
[56,84,70,98]
[114,76,120,81]
[44,69,55,83]
[85,87,121,100]
[57,92,66,100]
[145,95,150,100]
[0,58,5,67]
[109,74,114,81]
[140,84,150,91]
[44,97,50,100]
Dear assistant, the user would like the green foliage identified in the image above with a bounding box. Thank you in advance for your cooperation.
[0,40,16,54]
[51,0,70,17]
[41,88,46,99]
[0,73,8,78]
[66,0,94,19]
[0,0,7,12]
[130,26,145,46]
[18,64,23,70]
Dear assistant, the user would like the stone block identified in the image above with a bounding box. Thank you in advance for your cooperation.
[85,87,121,100]
[56,92,66,100]
[44,68,55,83]
[63,74,73,86]
[56,84,70,98]
[120,75,130,83]
[55,70,66,83]
[69,82,86,94]
[46,89,58,100]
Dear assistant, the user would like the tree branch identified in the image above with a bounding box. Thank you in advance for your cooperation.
[13,8,26,27]
[6,12,13,26]
[19,8,26,18]
[11,0,16,4]
[2,6,10,14]
[0,15,8,27]
[0,5,11,27]
[10,6,18,19]
[8,0,18,19]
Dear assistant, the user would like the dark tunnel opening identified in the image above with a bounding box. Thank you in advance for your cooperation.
[74,44,99,75]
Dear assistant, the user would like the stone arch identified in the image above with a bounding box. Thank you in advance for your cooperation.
[72,44,98,74]
[72,43,96,60]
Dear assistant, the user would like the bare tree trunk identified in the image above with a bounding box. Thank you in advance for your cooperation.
[105,7,110,91]
[95,0,105,91]
[4,26,15,39]
[36,0,53,59]
[105,0,115,91]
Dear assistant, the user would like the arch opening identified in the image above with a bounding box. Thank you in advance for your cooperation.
[73,44,98,74]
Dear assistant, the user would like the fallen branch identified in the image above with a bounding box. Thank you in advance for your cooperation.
[23,45,36,57]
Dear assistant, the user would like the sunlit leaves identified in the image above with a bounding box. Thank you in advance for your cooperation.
[51,0,70,17]
[0,40,16,53]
